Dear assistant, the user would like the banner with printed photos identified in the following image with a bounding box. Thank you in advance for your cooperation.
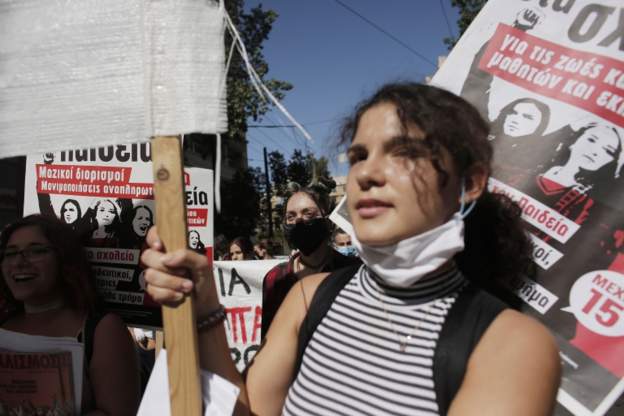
[23,143,214,328]
[431,1,624,414]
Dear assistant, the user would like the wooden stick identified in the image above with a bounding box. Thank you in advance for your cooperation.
[155,330,164,359]
[151,136,202,415]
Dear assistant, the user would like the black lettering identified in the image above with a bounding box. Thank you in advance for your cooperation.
[568,4,615,43]
[228,269,251,296]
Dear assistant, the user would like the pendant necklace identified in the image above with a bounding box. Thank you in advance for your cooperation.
[376,289,429,353]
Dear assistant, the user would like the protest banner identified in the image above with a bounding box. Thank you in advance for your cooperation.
[213,259,282,371]
[432,1,623,414]
[22,145,214,328]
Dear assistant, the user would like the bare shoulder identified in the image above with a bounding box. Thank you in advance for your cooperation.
[94,312,129,337]
[483,309,559,355]
[300,272,331,297]
[449,310,561,416]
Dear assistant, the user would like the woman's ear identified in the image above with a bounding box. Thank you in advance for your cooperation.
[463,163,489,203]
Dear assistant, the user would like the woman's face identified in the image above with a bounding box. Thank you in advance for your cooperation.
[1,226,61,306]
[502,102,542,137]
[346,103,460,246]
[61,202,79,224]
[189,232,199,248]
[569,126,620,172]
[132,207,152,237]
[285,193,322,225]
[96,200,117,226]
[229,243,244,261]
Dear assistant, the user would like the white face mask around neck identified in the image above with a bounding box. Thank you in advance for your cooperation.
[349,183,476,288]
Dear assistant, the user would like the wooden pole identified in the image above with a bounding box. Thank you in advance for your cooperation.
[151,136,202,416]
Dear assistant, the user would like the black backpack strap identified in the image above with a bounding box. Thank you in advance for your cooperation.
[434,283,508,415]
[295,264,361,375]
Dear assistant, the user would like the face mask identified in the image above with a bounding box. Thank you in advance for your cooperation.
[336,245,357,257]
[283,217,330,256]
[350,182,476,288]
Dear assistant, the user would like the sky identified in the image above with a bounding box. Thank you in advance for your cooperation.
[242,0,461,177]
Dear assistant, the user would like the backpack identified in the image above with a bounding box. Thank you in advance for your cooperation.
[295,265,507,416]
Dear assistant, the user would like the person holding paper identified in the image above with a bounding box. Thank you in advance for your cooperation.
[141,83,560,415]
[0,214,140,415]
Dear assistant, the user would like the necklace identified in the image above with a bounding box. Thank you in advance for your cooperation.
[375,288,429,353]
[24,298,65,314]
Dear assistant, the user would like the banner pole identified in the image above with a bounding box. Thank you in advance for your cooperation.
[151,136,202,416]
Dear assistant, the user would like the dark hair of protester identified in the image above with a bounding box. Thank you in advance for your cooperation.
[490,97,551,140]
[339,83,534,297]
[60,199,82,226]
[283,184,332,218]
[0,214,97,314]
[229,236,255,260]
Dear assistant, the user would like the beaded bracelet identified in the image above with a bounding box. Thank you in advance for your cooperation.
[197,304,226,332]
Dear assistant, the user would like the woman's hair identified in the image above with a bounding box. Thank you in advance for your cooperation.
[229,236,255,260]
[340,82,534,299]
[60,199,82,224]
[0,214,99,315]
[285,186,333,217]
[491,97,551,139]
[132,205,153,229]
[188,230,205,252]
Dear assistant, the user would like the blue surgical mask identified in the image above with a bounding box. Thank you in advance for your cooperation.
[336,245,357,257]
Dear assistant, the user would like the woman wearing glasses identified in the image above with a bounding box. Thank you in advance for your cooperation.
[261,187,360,337]
[141,83,560,415]
[0,214,140,415]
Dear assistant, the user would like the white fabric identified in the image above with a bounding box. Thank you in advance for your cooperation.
[349,213,467,288]
[137,349,240,416]
[0,0,228,158]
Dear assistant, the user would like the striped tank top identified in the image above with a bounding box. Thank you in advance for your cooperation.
[283,265,467,416]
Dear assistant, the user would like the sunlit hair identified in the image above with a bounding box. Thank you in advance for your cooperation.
[285,186,332,217]
[339,82,534,303]
[0,214,98,314]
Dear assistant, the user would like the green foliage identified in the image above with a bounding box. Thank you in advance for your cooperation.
[444,0,488,49]
[214,0,293,239]
[224,1,293,141]
[286,149,311,188]
[216,167,262,239]
[268,150,288,197]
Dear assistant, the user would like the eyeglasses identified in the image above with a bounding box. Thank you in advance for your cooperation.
[1,246,55,264]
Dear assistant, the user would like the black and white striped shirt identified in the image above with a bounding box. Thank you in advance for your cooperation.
[283,265,467,416]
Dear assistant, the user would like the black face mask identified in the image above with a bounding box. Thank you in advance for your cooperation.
[283,217,330,256]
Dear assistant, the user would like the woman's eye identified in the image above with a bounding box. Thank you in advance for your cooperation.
[348,152,366,166]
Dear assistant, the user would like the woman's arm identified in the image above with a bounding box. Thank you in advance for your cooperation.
[85,313,141,416]
[448,310,561,416]
[142,227,327,416]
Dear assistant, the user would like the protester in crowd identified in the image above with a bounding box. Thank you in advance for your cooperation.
[332,228,357,257]
[0,214,140,415]
[259,187,360,336]
[188,230,206,255]
[229,237,255,261]
[253,239,273,260]
[141,83,560,415]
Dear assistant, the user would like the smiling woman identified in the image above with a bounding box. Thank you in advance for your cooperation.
[140,82,561,416]
[0,214,140,415]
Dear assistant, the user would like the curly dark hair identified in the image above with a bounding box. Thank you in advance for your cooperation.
[0,214,99,315]
[339,82,534,300]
